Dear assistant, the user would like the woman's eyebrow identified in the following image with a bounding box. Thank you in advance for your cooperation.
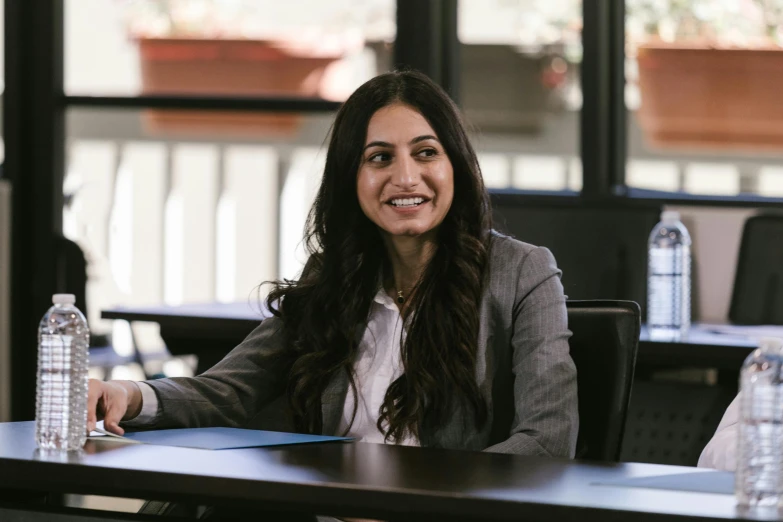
[410,134,439,145]
[363,140,392,152]
[363,135,440,152]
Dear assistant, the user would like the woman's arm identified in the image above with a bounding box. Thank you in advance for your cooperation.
[484,247,579,457]
[125,317,289,429]
[698,394,739,470]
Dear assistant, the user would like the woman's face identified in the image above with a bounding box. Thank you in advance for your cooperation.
[356,103,454,239]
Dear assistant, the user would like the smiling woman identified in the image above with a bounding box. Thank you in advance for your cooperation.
[87,70,579,520]
[357,103,455,305]
[262,71,504,445]
[358,106,453,236]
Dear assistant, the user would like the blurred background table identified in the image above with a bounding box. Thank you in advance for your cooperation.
[103,302,778,372]
[102,302,269,374]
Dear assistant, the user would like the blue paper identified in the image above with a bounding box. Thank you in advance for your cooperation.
[596,471,734,495]
[121,427,354,450]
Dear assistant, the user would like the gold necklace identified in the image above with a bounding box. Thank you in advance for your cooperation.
[396,290,405,304]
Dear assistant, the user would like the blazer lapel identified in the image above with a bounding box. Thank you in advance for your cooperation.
[420,299,494,451]
[321,324,368,435]
[320,366,349,436]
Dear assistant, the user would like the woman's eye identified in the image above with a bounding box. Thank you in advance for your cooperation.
[417,148,437,158]
[368,152,391,163]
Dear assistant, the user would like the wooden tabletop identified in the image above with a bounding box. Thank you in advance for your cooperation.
[0,421,763,522]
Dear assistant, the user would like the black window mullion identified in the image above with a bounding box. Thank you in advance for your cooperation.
[439,0,460,105]
[581,0,626,198]
[394,0,459,103]
[5,0,66,421]
[609,0,627,193]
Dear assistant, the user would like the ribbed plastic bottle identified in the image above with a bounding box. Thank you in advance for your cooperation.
[647,210,691,341]
[736,337,783,509]
[35,293,90,450]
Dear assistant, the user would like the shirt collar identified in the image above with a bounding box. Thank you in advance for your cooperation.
[372,287,398,312]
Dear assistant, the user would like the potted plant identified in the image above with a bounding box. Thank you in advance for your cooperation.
[119,0,367,136]
[627,0,783,149]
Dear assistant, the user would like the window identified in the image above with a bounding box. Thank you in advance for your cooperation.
[55,0,396,379]
[65,107,333,378]
[458,0,582,193]
[8,0,782,420]
[66,0,395,99]
[625,0,783,199]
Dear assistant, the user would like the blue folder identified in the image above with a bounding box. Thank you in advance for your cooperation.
[120,427,354,450]
[596,471,734,495]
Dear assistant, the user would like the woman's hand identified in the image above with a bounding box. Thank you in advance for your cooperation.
[86,379,143,435]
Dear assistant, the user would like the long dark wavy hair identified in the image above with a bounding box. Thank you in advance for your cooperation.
[266,70,492,442]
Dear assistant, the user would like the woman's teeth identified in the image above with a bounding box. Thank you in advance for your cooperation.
[390,197,424,207]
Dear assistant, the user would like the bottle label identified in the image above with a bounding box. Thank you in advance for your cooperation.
[648,246,691,330]
[39,335,73,369]
[649,245,689,276]
[36,331,89,450]
[40,333,73,349]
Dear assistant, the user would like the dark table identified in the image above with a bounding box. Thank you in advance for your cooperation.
[0,421,763,522]
[103,302,779,373]
[102,302,271,374]
[638,324,762,370]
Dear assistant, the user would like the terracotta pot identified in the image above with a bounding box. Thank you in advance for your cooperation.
[636,44,783,150]
[137,38,344,136]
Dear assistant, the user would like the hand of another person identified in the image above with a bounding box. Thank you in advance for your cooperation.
[86,379,143,435]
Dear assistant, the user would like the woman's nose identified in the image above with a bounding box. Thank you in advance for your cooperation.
[390,155,421,189]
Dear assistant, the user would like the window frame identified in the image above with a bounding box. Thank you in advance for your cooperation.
[5,0,781,420]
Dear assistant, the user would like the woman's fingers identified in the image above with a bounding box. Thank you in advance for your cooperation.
[103,402,126,435]
[102,383,128,435]
[86,379,103,434]
[86,380,129,436]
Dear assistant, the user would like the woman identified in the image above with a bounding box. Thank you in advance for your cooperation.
[698,394,739,470]
[88,70,578,458]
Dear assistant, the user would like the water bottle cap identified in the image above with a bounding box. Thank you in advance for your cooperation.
[52,294,76,305]
[661,210,681,223]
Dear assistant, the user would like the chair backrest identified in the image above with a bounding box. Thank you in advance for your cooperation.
[567,300,640,462]
[55,235,89,319]
[492,196,660,320]
[730,214,783,325]
[619,380,735,466]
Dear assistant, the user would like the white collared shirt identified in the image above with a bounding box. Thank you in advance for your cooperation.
[335,288,418,446]
[129,289,420,446]
[698,394,739,470]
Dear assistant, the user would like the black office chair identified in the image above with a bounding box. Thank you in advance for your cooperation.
[729,214,783,325]
[492,195,661,320]
[567,300,640,462]
[619,380,735,466]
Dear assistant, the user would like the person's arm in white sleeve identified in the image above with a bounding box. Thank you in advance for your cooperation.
[120,382,160,427]
[698,394,740,471]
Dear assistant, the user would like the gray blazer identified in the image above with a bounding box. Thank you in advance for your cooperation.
[139,234,579,457]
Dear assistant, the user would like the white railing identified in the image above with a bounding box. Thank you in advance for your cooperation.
[64,137,326,358]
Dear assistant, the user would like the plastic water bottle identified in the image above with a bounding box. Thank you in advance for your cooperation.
[35,294,90,450]
[647,210,691,341]
[736,338,783,509]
